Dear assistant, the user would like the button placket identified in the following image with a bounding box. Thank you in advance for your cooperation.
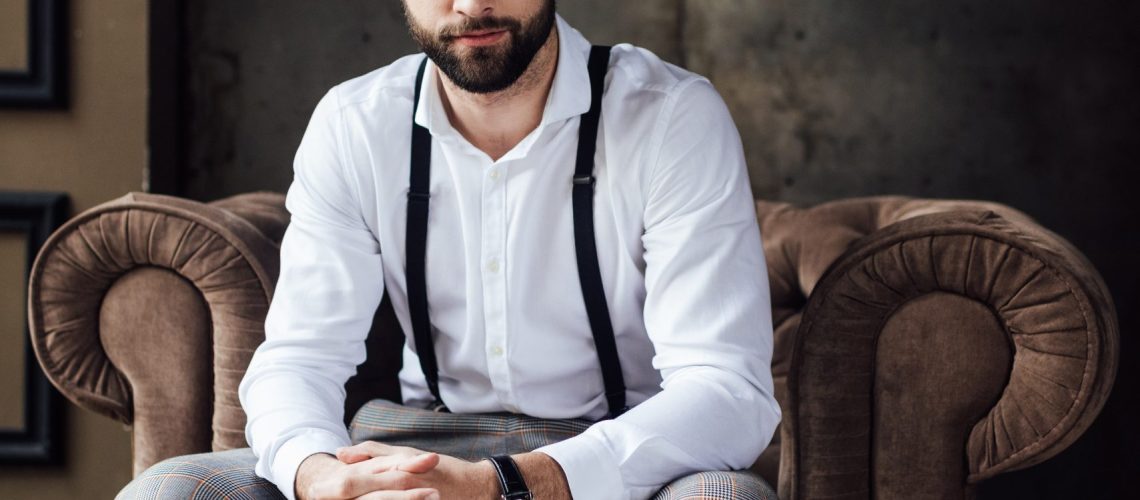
[480,161,514,408]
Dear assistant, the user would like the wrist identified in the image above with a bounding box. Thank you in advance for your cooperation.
[471,458,501,500]
[295,452,340,500]
[486,455,534,500]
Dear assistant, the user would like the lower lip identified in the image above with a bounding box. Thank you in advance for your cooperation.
[455,31,507,47]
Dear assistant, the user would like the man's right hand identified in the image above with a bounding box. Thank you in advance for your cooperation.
[295,449,441,500]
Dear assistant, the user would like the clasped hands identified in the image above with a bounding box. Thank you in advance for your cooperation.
[296,441,498,500]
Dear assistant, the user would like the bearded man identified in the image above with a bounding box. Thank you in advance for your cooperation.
[122,1,780,499]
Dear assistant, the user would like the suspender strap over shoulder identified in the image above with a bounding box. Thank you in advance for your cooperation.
[405,46,628,418]
[407,57,447,411]
[573,45,628,418]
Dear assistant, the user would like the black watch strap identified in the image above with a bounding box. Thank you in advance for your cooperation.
[487,455,531,500]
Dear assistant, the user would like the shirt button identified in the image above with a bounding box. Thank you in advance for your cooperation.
[491,345,504,357]
[487,258,500,273]
[489,169,501,180]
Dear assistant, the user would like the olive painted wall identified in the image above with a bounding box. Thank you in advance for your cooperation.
[175,1,1138,498]
[0,0,147,497]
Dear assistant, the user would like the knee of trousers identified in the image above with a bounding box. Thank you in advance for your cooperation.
[652,470,778,500]
[115,449,284,500]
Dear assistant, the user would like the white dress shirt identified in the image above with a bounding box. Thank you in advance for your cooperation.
[239,15,780,500]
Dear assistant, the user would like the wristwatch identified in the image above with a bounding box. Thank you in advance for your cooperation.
[486,455,532,500]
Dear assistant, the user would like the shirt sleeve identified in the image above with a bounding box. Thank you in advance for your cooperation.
[537,78,781,499]
[238,88,386,500]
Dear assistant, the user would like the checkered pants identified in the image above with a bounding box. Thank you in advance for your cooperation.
[118,400,776,500]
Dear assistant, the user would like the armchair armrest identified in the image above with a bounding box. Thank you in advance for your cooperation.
[762,197,1118,499]
[27,192,287,475]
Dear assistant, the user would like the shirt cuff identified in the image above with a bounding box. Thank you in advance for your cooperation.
[267,429,350,500]
[536,432,625,500]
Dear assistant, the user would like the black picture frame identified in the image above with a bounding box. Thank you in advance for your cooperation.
[0,191,68,465]
[0,0,68,108]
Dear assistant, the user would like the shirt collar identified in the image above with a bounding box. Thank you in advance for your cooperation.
[542,15,593,126]
[413,14,593,140]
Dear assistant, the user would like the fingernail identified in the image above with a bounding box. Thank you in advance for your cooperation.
[427,493,440,500]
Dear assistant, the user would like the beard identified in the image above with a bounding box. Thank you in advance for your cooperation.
[405,0,557,94]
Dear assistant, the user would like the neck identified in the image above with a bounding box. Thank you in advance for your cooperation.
[437,26,559,161]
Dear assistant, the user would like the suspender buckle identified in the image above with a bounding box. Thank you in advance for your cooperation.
[572,175,596,186]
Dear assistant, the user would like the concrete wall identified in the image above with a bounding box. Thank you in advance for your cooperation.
[180,1,690,200]
[678,4,1139,497]
[0,0,146,497]
[179,1,1139,497]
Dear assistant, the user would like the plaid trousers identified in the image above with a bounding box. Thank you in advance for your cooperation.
[118,400,776,500]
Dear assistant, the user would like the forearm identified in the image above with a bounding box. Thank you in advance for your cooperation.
[241,306,365,482]
[538,366,779,499]
[241,211,385,494]
[457,452,571,500]
[514,452,572,500]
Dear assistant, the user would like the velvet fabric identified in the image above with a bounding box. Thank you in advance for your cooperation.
[27,193,1118,499]
[28,192,282,474]
[759,197,1117,499]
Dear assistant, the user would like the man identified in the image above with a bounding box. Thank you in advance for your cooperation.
[127,1,780,499]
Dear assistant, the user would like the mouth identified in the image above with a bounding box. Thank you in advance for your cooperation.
[452,29,508,47]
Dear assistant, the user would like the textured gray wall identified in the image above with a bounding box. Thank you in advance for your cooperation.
[180,2,1139,496]
[183,1,1139,213]
[684,0,1139,204]
[181,0,686,200]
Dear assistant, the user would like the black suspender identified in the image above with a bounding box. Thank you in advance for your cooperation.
[573,46,628,418]
[406,45,627,418]
[407,59,445,411]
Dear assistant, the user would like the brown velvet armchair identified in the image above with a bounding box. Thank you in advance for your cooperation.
[27,192,1118,499]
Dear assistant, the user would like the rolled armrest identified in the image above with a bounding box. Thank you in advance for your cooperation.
[768,197,1118,499]
[28,192,286,474]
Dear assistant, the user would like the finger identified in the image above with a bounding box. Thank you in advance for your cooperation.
[348,455,420,474]
[338,448,372,464]
[339,441,394,456]
[337,442,393,463]
[338,442,422,463]
[349,452,440,475]
[313,470,422,499]
[395,453,440,474]
[354,488,439,500]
